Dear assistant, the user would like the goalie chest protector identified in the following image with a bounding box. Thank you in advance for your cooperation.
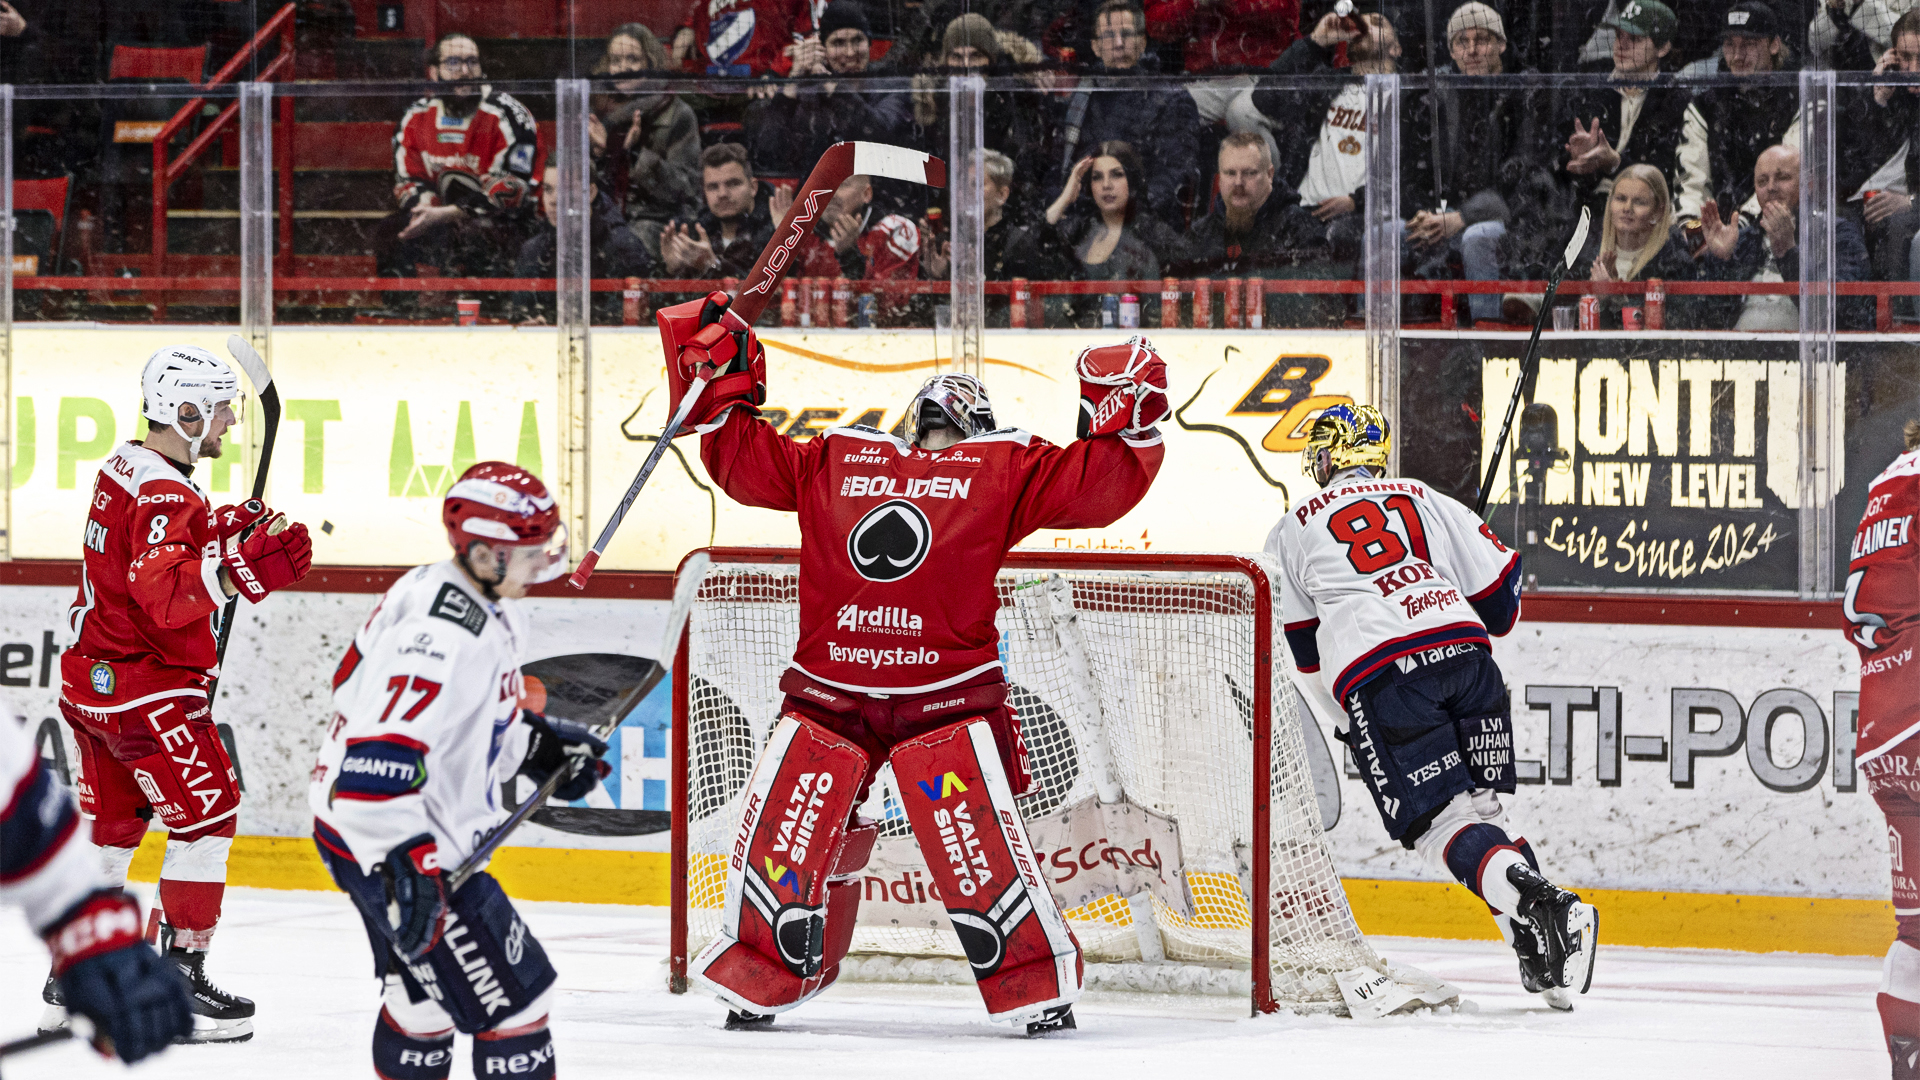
[699,415,1161,696]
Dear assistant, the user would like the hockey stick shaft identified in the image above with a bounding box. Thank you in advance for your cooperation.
[1473,207,1590,519]
[450,558,708,891]
[565,374,707,590]
[210,335,281,701]
[0,1028,71,1062]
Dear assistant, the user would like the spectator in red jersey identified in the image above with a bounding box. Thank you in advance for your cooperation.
[794,174,922,324]
[674,0,814,76]
[1146,0,1298,70]
[376,33,545,315]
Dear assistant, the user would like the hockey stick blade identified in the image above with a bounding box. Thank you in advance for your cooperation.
[730,141,946,327]
[1473,206,1589,519]
[211,335,284,700]
[567,375,708,590]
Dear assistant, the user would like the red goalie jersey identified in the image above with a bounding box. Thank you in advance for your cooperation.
[64,443,225,688]
[701,412,1163,693]
[1848,449,1920,764]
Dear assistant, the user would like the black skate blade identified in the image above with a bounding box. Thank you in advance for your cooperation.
[1025,1006,1076,1036]
[725,1009,775,1031]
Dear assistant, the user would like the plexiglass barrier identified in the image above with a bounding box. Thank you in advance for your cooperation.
[6,4,1920,592]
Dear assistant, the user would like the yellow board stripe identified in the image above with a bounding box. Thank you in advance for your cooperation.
[127,835,1896,957]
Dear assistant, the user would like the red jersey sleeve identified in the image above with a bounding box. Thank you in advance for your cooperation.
[126,483,221,630]
[393,102,436,210]
[700,407,829,512]
[1005,433,1164,543]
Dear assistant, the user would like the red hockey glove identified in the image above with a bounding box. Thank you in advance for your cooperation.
[1076,336,1170,439]
[659,291,767,436]
[212,498,272,542]
[222,514,313,603]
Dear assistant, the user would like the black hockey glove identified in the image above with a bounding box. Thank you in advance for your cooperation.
[375,833,448,962]
[519,710,612,802]
[46,889,194,1063]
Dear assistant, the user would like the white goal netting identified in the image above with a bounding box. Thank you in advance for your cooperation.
[675,548,1425,1013]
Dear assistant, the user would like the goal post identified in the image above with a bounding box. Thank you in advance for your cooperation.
[668,546,1453,1016]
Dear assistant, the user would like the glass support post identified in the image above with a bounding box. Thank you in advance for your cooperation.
[1363,74,1401,474]
[0,83,11,560]
[1798,69,1838,598]
[238,81,273,498]
[556,78,592,560]
[949,75,985,378]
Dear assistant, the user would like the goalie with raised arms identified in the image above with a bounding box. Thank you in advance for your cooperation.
[1267,404,1599,1010]
[665,292,1167,1033]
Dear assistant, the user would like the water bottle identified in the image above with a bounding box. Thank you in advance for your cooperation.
[1101,294,1119,328]
[1119,293,1140,329]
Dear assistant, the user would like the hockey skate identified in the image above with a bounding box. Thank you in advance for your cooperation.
[1503,916,1574,1011]
[171,946,255,1043]
[38,972,69,1035]
[1507,864,1597,996]
[724,1009,775,1030]
[1025,1005,1076,1036]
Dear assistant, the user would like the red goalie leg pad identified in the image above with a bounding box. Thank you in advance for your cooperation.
[890,719,1083,1022]
[688,714,870,1014]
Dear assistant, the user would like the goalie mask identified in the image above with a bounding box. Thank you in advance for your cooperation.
[906,374,995,447]
[141,344,241,465]
[1303,403,1392,487]
[442,462,569,593]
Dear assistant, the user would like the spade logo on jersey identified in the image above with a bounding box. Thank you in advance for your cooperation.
[847,499,930,582]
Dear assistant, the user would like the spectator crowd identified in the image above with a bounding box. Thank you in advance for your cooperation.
[15,0,1920,329]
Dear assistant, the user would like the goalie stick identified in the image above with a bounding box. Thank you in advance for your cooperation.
[449,552,711,892]
[567,143,948,590]
[1474,207,1590,519]
[208,334,281,703]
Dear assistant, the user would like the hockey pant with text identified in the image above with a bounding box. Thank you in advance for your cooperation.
[1338,643,1514,845]
[688,714,878,1014]
[891,719,1083,1021]
[315,823,559,1079]
[60,677,241,945]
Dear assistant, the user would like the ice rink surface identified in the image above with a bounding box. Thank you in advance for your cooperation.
[0,886,1888,1079]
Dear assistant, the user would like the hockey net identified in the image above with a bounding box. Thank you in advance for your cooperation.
[669,547,1444,1014]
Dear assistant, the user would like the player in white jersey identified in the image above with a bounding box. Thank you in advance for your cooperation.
[309,462,608,1080]
[1267,404,1598,1008]
[4,699,193,1063]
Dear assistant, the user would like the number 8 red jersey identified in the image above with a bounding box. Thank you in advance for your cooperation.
[1267,475,1523,705]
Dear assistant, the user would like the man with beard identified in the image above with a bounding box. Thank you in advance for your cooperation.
[1172,133,1331,326]
[377,33,545,314]
[658,143,784,315]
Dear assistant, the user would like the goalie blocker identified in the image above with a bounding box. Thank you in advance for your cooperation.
[691,700,1080,1024]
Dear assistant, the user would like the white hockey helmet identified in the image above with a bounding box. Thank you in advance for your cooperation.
[906,373,995,446]
[141,344,240,464]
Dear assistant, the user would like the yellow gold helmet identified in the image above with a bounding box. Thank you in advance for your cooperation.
[1302,403,1391,487]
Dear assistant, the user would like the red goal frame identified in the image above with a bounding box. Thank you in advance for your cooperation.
[666,546,1283,1014]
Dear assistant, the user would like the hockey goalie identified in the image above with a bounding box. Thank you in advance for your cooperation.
[1267,404,1598,1010]
[667,292,1167,1033]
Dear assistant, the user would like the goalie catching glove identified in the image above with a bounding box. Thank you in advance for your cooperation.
[518,711,612,802]
[220,504,313,603]
[1076,336,1169,440]
[662,290,768,435]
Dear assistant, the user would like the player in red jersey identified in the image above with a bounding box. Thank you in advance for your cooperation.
[378,33,546,301]
[668,294,1165,1034]
[1848,420,1920,1079]
[41,344,314,1044]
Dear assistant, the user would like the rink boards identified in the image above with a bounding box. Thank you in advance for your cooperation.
[0,577,1887,955]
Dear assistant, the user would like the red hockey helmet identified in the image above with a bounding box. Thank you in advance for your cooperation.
[442,462,568,587]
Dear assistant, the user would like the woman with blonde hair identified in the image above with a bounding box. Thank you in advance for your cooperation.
[1572,164,1704,329]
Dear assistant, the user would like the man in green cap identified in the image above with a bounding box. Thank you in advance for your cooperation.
[1557,0,1712,224]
